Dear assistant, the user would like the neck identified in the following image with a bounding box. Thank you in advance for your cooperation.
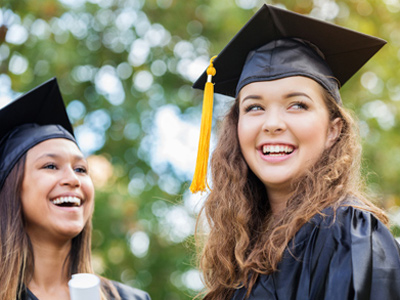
[27,237,71,294]
[266,187,292,214]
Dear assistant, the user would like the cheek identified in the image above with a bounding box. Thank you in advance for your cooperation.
[295,114,329,139]
[83,178,95,213]
[20,179,38,214]
[20,191,40,226]
[237,116,252,147]
[292,116,331,161]
[82,174,94,192]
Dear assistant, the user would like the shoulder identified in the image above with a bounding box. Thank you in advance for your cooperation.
[310,204,400,298]
[107,281,151,300]
[312,201,389,234]
[308,204,400,259]
[293,202,399,258]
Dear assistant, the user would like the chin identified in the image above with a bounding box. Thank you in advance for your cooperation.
[262,177,293,190]
[57,225,85,240]
[261,175,291,184]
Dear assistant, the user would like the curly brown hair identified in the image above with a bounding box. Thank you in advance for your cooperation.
[195,88,389,299]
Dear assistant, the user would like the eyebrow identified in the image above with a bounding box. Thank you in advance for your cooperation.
[285,92,313,101]
[241,92,314,103]
[35,153,86,162]
[241,95,263,103]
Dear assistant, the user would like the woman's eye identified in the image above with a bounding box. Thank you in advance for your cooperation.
[290,102,308,110]
[43,163,57,170]
[245,104,263,112]
[74,167,88,174]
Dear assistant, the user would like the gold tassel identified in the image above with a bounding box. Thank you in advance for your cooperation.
[190,56,217,193]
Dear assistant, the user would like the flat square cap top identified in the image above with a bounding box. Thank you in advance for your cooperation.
[0,78,73,138]
[0,78,76,189]
[193,4,386,98]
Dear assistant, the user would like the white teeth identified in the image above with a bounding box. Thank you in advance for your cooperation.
[262,145,294,155]
[51,196,81,206]
[263,145,268,153]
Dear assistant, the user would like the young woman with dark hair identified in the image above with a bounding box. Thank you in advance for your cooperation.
[0,78,150,300]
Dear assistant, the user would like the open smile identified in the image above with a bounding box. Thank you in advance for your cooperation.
[50,196,83,207]
[261,144,295,156]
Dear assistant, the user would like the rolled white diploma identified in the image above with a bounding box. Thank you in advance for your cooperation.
[68,273,101,300]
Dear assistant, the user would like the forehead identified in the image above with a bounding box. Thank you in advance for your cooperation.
[239,76,325,99]
[26,138,83,159]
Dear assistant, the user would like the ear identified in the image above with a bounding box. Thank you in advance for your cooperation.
[325,118,342,149]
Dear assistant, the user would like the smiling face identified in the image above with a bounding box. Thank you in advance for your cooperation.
[21,138,94,243]
[238,76,341,203]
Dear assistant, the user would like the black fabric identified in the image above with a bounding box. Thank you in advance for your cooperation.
[111,281,151,300]
[20,281,151,300]
[21,289,38,300]
[236,39,340,102]
[193,4,386,99]
[0,123,75,189]
[0,78,73,138]
[0,78,76,190]
[231,205,400,300]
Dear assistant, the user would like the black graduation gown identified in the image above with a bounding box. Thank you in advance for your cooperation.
[232,205,400,300]
[20,281,151,300]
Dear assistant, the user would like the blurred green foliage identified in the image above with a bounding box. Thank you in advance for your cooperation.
[1,0,400,299]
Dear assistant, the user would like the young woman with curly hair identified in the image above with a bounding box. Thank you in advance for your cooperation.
[191,4,400,300]
[0,78,150,300]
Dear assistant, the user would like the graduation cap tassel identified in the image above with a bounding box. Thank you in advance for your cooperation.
[190,56,217,193]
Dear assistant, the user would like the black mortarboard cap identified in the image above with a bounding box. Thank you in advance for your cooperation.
[189,4,386,193]
[193,4,386,101]
[0,78,76,189]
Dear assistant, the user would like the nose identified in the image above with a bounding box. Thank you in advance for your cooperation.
[262,109,287,134]
[60,166,81,188]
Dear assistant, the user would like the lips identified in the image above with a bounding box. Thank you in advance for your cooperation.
[51,196,82,207]
[261,144,295,156]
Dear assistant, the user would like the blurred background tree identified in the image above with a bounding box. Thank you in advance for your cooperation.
[0,0,399,298]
